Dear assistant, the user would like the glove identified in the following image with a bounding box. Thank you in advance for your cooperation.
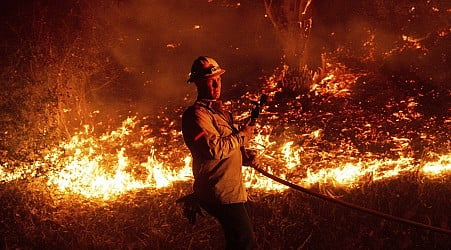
[238,121,255,146]
[176,193,205,224]
[242,148,259,167]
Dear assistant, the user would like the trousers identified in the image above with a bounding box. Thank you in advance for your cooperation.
[200,202,255,250]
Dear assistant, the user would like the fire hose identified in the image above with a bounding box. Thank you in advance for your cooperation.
[244,94,450,235]
[178,95,450,235]
[250,163,451,235]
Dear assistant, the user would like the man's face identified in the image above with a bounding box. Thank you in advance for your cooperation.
[196,75,222,99]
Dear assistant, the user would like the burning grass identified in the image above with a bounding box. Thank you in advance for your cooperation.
[1,0,449,248]
[0,174,449,249]
[1,57,450,248]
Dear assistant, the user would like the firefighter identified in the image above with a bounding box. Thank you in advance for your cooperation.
[180,56,256,249]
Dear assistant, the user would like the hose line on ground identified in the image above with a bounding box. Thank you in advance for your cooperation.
[251,165,451,235]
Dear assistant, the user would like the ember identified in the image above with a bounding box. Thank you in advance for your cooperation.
[1,61,449,200]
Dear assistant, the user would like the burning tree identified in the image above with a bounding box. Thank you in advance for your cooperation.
[264,0,314,70]
[263,0,321,91]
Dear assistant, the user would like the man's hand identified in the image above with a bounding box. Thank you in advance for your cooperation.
[242,148,260,167]
[238,121,255,146]
[241,124,255,138]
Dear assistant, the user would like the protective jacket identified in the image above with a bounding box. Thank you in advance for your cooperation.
[182,99,248,204]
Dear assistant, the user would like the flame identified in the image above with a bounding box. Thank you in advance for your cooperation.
[422,154,451,176]
[248,140,450,191]
[402,34,424,49]
[1,113,449,200]
[281,142,302,169]
[1,61,449,201]
[37,117,193,200]
[302,158,416,188]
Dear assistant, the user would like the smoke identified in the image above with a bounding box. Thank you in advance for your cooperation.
[310,0,450,89]
[91,0,280,114]
[4,0,447,120]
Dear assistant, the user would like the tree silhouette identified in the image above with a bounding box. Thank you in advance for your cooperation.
[264,0,314,70]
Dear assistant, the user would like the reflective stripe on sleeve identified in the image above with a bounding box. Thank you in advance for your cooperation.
[194,131,206,141]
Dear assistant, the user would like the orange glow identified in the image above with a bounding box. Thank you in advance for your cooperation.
[1,114,449,200]
[1,63,449,201]
[422,154,451,176]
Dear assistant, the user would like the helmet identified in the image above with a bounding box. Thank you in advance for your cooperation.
[187,56,225,83]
